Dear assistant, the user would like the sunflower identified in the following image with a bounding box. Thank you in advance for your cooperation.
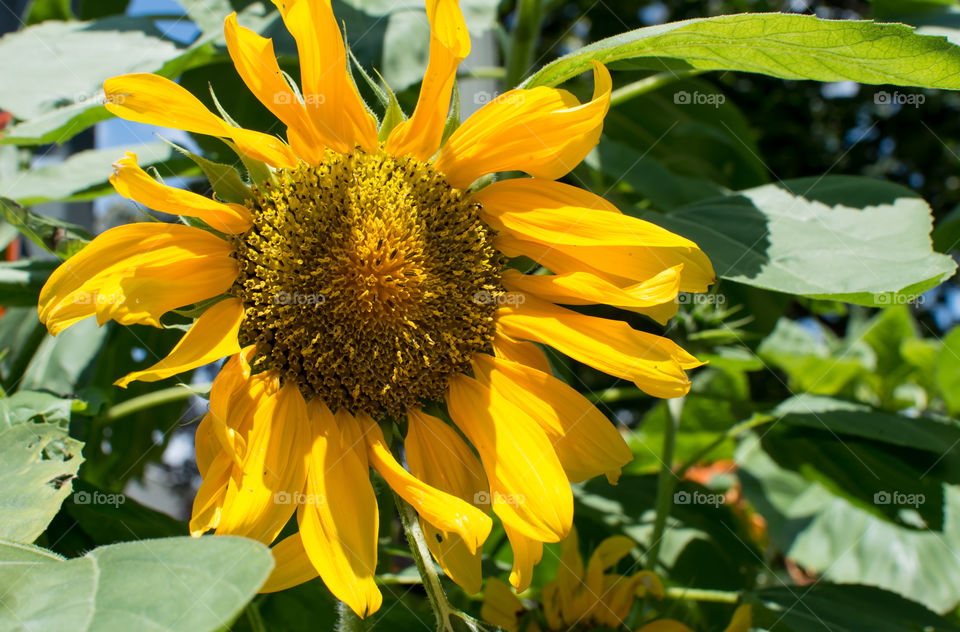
[481,530,752,632]
[37,0,714,618]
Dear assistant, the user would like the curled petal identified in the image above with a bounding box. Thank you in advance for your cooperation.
[491,332,552,375]
[478,177,714,293]
[38,223,236,335]
[110,152,252,233]
[497,294,702,399]
[434,62,611,188]
[503,524,543,592]
[115,298,243,388]
[405,408,487,593]
[358,412,492,554]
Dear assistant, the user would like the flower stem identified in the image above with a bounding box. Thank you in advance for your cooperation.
[505,0,543,89]
[646,396,684,570]
[336,601,367,632]
[103,383,211,421]
[609,70,706,106]
[666,587,740,604]
[393,493,487,632]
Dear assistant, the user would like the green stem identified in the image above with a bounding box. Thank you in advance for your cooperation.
[458,66,507,80]
[103,383,211,421]
[393,493,486,632]
[666,587,740,604]
[646,397,683,570]
[609,70,706,107]
[505,0,543,89]
[394,492,456,632]
[336,600,367,632]
[674,413,775,479]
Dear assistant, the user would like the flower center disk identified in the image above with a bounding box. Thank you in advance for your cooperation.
[234,148,502,417]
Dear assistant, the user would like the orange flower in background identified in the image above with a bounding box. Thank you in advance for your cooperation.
[37,0,714,617]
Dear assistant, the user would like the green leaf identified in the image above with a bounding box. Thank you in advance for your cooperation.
[0,197,91,259]
[160,138,252,204]
[758,318,875,395]
[524,13,960,89]
[937,328,960,415]
[752,583,960,632]
[648,176,956,304]
[740,435,960,613]
[0,259,58,307]
[0,536,274,632]
[758,397,957,530]
[0,394,84,543]
[0,142,180,206]
[584,137,726,211]
[0,391,84,428]
[19,317,110,397]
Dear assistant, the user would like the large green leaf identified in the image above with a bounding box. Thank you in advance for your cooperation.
[0,391,84,544]
[739,436,960,612]
[0,197,91,260]
[937,328,960,415]
[0,17,216,146]
[0,260,58,307]
[524,13,960,89]
[752,583,960,631]
[649,176,956,305]
[0,142,181,206]
[20,317,110,397]
[0,536,273,632]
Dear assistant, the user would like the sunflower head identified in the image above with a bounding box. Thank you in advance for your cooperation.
[234,147,502,416]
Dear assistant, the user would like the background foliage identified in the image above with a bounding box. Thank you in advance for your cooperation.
[4,0,960,630]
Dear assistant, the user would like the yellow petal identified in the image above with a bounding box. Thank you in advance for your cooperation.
[405,408,487,594]
[502,267,681,310]
[491,332,552,375]
[38,223,237,335]
[636,621,695,632]
[723,604,753,632]
[556,528,590,627]
[194,413,217,477]
[595,574,642,628]
[434,62,611,188]
[114,298,243,388]
[189,450,232,536]
[216,380,310,544]
[541,580,563,630]
[585,535,636,597]
[472,353,632,484]
[480,578,524,632]
[477,177,714,293]
[358,412,492,554]
[261,533,320,593]
[497,294,702,399]
[635,570,665,600]
[504,524,543,592]
[224,12,324,165]
[274,0,377,153]
[447,374,572,542]
[109,152,252,233]
[385,0,469,160]
[206,346,258,468]
[104,73,298,168]
[298,401,382,618]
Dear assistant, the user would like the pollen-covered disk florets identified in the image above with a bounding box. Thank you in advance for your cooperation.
[233,147,502,417]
